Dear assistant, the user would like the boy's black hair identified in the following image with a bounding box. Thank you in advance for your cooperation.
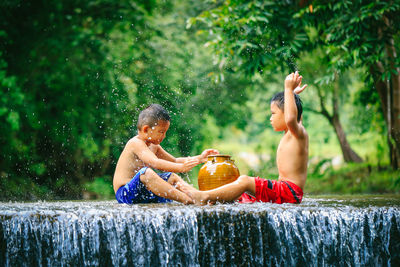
[270,92,303,122]
[137,104,170,130]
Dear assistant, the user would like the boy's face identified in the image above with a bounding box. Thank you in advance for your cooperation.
[270,102,286,131]
[146,119,170,145]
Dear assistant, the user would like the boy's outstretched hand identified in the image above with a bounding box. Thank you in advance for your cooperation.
[199,149,220,163]
[181,157,200,172]
[285,71,303,91]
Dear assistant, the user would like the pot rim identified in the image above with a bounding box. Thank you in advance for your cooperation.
[206,154,231,158]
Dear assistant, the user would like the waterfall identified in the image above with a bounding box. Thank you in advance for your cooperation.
[1,197,399,266]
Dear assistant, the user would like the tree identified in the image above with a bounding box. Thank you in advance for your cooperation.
[0,0,253,199]
[0,0,161,197]
[299,51,363,163]
[190,0,400,168]
[314,1,400,169]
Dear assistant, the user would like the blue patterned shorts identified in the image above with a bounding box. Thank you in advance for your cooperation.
[115,167,173,204]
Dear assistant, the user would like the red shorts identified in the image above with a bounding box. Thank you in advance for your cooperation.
[238,177,303,204]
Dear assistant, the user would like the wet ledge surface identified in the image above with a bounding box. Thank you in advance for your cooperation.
[1,196,400,266]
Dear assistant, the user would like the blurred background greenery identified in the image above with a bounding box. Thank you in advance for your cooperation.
[0,0,399,201]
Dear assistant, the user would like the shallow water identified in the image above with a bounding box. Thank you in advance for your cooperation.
[1,195,399,266]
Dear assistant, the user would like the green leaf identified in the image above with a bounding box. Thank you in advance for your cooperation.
[0,107,8,116]
[7,111,20,131]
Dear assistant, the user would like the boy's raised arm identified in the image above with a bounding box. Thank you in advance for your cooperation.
[284,71,305,138]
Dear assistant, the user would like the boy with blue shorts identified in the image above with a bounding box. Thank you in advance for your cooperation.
[113,104,218,204]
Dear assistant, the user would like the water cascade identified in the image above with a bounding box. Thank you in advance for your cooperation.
[1,197,399,266]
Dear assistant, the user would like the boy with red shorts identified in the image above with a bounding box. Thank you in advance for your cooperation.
[180,71,308,205]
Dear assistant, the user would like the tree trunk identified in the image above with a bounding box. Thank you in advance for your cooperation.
[371,62,400,170]
[314,77,363,163]
[373,17,400,170]
[392,77,400,169]
[386,36,400,169]
[329,114,363,163]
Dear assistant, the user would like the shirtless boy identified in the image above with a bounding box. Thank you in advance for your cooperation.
[113,104,219,204]
[180,71,308,205]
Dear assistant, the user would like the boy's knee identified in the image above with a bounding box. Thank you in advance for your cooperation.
[139,168,157,183]
[166,173,181,185]
[237,175,253,185]
[169,173,179,180]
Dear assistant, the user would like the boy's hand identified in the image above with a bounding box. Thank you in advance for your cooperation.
[285,71,302,91]
[294,79,308,94]
[199,149,219,163]
[181,157,200,172]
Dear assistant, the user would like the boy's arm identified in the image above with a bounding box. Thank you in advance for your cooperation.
[284,71,306,138]
[155,146,191,163]
[130,140,198,172]
[155,145,178,162]
[157,146,219,164]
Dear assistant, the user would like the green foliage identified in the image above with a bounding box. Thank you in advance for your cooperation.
[193,0,400,167]
[83,176,114,200]
[0,175,54,201]
[0,0,255,200]
[193,0,400,74]
[0,0,398,200]
[306,163,400,195]
[0,0,159,198]
[191,0,312,75]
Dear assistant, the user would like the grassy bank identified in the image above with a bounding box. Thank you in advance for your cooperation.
[305,164,400,195]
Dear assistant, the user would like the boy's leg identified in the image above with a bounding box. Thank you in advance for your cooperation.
[140,168,193,204]
[181,175,256,205]
[168,173,197,190]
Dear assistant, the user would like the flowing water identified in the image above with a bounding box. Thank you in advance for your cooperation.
[1,195,399,266]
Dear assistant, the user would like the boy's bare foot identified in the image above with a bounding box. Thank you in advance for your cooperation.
[177,182,209,205]
[183,197,194,205]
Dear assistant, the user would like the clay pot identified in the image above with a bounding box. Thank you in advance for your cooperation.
[198,155,240,191]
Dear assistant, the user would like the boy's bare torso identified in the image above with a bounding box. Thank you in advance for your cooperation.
[113,137,158,192]
[276,127,309,190]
